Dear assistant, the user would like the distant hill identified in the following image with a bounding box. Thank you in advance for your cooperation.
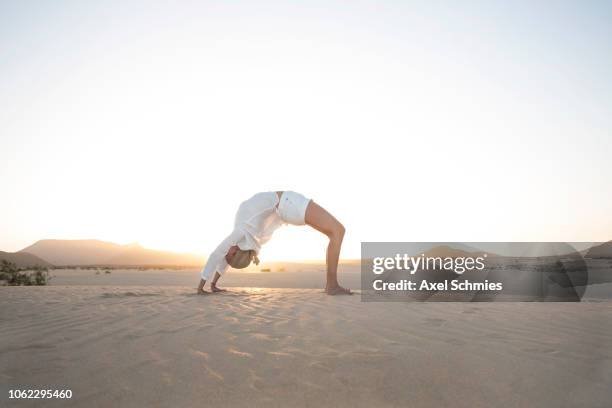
[0,251,53,268]
[419,245,499,258]
[19,239,204,267]
[107,243,205,266]
[584,241,612,259]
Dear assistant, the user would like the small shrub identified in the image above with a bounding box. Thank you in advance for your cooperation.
[0,260,50,286]
[32,266,49,285]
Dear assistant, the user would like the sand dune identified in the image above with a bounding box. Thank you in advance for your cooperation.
[1,286,611,407]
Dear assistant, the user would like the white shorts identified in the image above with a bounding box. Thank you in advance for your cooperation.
[278,191,311,225]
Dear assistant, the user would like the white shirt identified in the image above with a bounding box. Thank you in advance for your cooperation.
[200,192,283,280]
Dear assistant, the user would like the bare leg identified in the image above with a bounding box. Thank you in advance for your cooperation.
[304,200,351,295]
[210,272,227,293]
[197,278,209,295]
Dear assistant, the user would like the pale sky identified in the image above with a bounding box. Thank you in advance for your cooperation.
[1,1,611,261]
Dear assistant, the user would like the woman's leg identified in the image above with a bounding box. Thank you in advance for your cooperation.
[210,272,226,292]
[197,278,208,294]
[197,272,226,294]
[304,201,351,295]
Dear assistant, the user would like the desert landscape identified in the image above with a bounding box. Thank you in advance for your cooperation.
[2,239,612,408]
[2,241,612,407]
[2,283,612,407]
[3,1,612,406]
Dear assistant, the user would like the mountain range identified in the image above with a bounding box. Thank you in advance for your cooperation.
[0,239,205,268]
[584,241,612,258]
[1,239,611,269]
[0,251,53,268]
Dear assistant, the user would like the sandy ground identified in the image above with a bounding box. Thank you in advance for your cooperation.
[36,266,612,299]
[45,263,362,289]
[2,284,612,408]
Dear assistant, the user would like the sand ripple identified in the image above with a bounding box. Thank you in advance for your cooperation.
[1,286,611,407]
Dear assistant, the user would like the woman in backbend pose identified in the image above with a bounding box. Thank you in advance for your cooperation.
[197,191,350,295]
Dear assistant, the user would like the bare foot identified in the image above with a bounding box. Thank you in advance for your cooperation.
[197,288,209,295]
[211,286,227,293]
[325,285,352,295]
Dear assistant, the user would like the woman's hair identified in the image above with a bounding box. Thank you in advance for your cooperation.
[228,249,255,269]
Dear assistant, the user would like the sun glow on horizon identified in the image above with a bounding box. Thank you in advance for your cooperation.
[138,226,334,262]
